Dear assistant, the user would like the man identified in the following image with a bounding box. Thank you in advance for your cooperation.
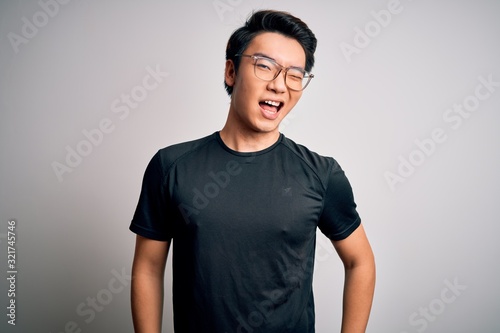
[130,10,375,333]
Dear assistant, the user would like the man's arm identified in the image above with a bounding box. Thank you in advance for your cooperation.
[332,224,376,333]
[131,234,170,333]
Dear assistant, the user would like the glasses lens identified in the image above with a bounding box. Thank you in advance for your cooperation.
[286,68,306,91]
[253,56,311,91]
[254,57,277,81]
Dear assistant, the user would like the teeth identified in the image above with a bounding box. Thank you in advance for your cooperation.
[264,100,280,107]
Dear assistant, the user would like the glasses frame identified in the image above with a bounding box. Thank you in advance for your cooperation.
[235,54,314,91]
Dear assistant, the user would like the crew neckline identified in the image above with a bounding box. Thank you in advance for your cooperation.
[215,131,283,157]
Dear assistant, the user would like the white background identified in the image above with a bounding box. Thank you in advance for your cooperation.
[1,0,499,332]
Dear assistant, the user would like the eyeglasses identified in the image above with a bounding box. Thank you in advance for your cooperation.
[234,54,314,91]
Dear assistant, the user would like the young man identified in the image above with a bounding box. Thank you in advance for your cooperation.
[130,10,375,333]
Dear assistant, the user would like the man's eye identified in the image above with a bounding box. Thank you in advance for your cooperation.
[256,63,272,71]
[288,71,304,81]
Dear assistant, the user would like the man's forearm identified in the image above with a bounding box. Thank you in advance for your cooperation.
[131,271,165,333]
[340,263,376,333]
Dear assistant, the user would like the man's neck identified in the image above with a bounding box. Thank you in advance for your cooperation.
[219,126,280,153]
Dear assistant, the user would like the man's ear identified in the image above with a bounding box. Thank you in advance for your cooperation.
[224,59,236,88]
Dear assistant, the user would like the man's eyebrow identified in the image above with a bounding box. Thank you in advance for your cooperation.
[253,52,275,60]
[253,52,305,71]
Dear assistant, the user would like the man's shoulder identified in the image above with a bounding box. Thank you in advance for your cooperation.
[280,135,350,193]
[155,132,217,170]
[280,134,336,168]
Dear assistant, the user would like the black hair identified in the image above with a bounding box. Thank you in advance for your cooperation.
[224,10,317,95]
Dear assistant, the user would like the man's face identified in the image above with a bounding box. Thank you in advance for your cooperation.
[225,32,307,135]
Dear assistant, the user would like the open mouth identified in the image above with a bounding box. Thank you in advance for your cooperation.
[259,100,283,114]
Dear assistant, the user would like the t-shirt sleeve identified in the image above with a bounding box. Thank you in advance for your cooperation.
[317,160,361,241]
[129,151,173,241]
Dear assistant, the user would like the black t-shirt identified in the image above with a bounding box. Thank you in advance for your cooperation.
[130,132,361,332]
